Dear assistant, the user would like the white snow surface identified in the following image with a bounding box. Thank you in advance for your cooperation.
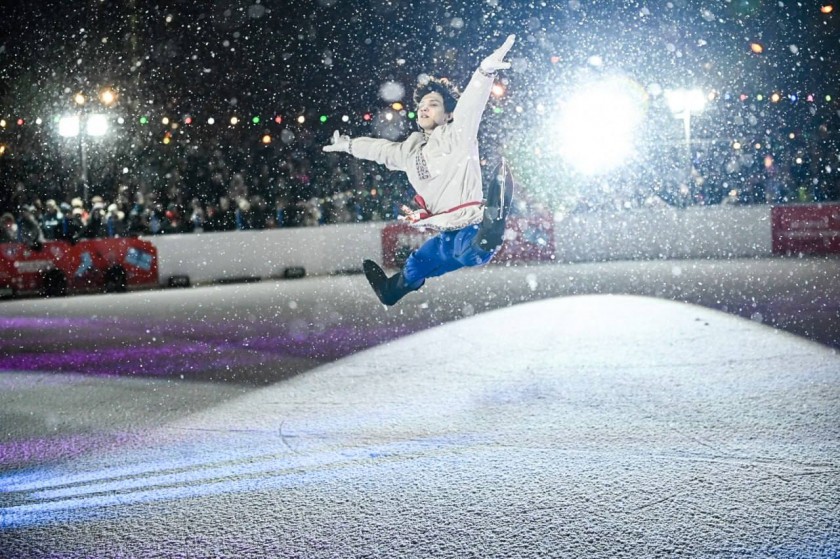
[1,294,838,558]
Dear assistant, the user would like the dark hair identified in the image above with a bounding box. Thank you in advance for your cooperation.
[413,77,460,113]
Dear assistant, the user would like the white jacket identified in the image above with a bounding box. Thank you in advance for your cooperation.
[349,68,494,231]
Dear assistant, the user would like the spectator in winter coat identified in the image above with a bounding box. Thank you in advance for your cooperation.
[40,199,63,240]
[17,206,45,246]
[104,204,126,237]
[1,212,18,242]
[209,197,237,231]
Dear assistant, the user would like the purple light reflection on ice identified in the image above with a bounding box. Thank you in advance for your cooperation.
[0,315,432,379]
[0,431,147,470]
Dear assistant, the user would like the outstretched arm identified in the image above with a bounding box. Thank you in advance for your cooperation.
[322,130,408,171]
[452,34,516,139]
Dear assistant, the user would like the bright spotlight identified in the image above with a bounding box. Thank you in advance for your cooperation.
[58,115,80,137]
[86,114,109,136]
[552,78,647,175]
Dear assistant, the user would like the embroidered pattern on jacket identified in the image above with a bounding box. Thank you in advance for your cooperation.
[414,151,432,181]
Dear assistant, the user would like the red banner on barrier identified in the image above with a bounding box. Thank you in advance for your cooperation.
[381,223,435,268]
[771,203,840,255]
[381,211,555,268]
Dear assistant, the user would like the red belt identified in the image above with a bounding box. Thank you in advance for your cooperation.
[413,195,482,219]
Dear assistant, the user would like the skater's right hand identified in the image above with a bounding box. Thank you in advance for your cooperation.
[480,34,516,75]
[322,130,352,153]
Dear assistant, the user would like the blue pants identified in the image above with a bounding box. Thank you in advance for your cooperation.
[402,224,495,288]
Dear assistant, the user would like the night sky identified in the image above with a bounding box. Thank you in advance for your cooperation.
[1,0,836,119]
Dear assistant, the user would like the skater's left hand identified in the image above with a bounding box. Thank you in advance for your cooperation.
[480,34,516,75]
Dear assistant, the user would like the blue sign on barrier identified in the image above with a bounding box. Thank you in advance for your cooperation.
[125,248,153,271]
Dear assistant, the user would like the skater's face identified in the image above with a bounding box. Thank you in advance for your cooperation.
[417,92,451,132]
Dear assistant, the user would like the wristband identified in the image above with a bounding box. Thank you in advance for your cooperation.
[478,66,497,78]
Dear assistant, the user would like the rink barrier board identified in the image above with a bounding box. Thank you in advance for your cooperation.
[141,205,837,287]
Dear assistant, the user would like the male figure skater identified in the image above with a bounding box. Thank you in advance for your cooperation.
[323,34,516,306]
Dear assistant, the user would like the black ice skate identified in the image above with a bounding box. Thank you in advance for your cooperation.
[363,260,421,306]
[474,157,516,251]
[485,157,515,221]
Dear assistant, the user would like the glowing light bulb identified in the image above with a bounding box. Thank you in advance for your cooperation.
[99,88,117,106]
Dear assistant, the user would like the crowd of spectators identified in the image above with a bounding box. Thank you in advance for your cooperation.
[1,126,414,243]
[0,187,400,243]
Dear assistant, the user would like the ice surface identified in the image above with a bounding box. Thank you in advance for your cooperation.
[1,294,837,557]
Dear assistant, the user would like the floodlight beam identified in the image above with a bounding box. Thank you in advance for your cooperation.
[551,79,646,175]
[58,115,80,138]
[86,114,109,137]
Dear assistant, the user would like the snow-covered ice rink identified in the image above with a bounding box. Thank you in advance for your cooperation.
[0,259,838,557]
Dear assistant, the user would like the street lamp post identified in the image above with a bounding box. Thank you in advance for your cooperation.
[58,88,117,203]
[665,88,706,188]
[74,93,89,202]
